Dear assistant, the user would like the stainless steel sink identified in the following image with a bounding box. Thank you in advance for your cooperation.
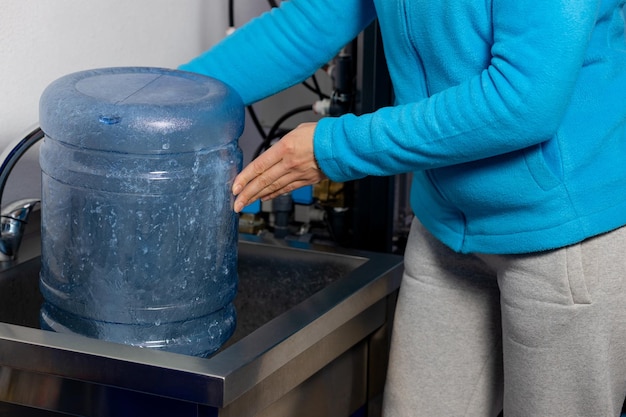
[0,210,403,417]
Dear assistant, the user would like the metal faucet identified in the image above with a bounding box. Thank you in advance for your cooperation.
[0,127,44,261]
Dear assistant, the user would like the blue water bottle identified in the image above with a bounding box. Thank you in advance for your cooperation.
[38,67,244,357]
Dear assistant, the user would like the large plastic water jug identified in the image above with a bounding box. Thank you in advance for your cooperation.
[38,67,244,357]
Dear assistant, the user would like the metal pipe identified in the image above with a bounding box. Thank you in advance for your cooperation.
[0,126,44,261]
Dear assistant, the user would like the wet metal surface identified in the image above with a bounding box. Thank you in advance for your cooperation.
[0,211,403,416]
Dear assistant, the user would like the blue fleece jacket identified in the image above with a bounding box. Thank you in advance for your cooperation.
[180,0,626,254]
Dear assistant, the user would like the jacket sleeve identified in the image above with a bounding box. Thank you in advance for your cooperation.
[314,0,601,182]
[179,0,376,105]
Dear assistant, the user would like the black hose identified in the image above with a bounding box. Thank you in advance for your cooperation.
[302,75,329,100]
[253,105,313,158]
[228,0,235,27]
[266,105,313,141]
[310,74,326,99]
[247,106,268,141]
[0,127,44,212]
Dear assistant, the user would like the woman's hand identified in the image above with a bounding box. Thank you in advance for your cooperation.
[232,122,327,213]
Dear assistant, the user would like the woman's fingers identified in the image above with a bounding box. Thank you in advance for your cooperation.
[231,122,324,213]
[233,155,322,212]
[232,145,281,196]
[232,146,284,212]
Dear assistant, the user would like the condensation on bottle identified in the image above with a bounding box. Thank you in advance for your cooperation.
[38,67,244,357]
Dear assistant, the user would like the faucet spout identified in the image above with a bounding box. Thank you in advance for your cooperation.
[0,127,45,261]
[0,199,40,261]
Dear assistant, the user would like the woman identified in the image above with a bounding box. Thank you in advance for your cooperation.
[180,1,626,415]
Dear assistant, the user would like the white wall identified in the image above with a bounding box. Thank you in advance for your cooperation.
[0,0,326,206]
[0,0,229,146]
[0,0,228,204]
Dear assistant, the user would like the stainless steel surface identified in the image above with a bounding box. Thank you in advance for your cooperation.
[0,210,403,416]
[0,127,43,261]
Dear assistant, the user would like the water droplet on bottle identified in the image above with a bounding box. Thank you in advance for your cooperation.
[99,115,121,125]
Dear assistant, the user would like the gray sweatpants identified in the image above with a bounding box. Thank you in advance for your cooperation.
[382,219,626,417]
